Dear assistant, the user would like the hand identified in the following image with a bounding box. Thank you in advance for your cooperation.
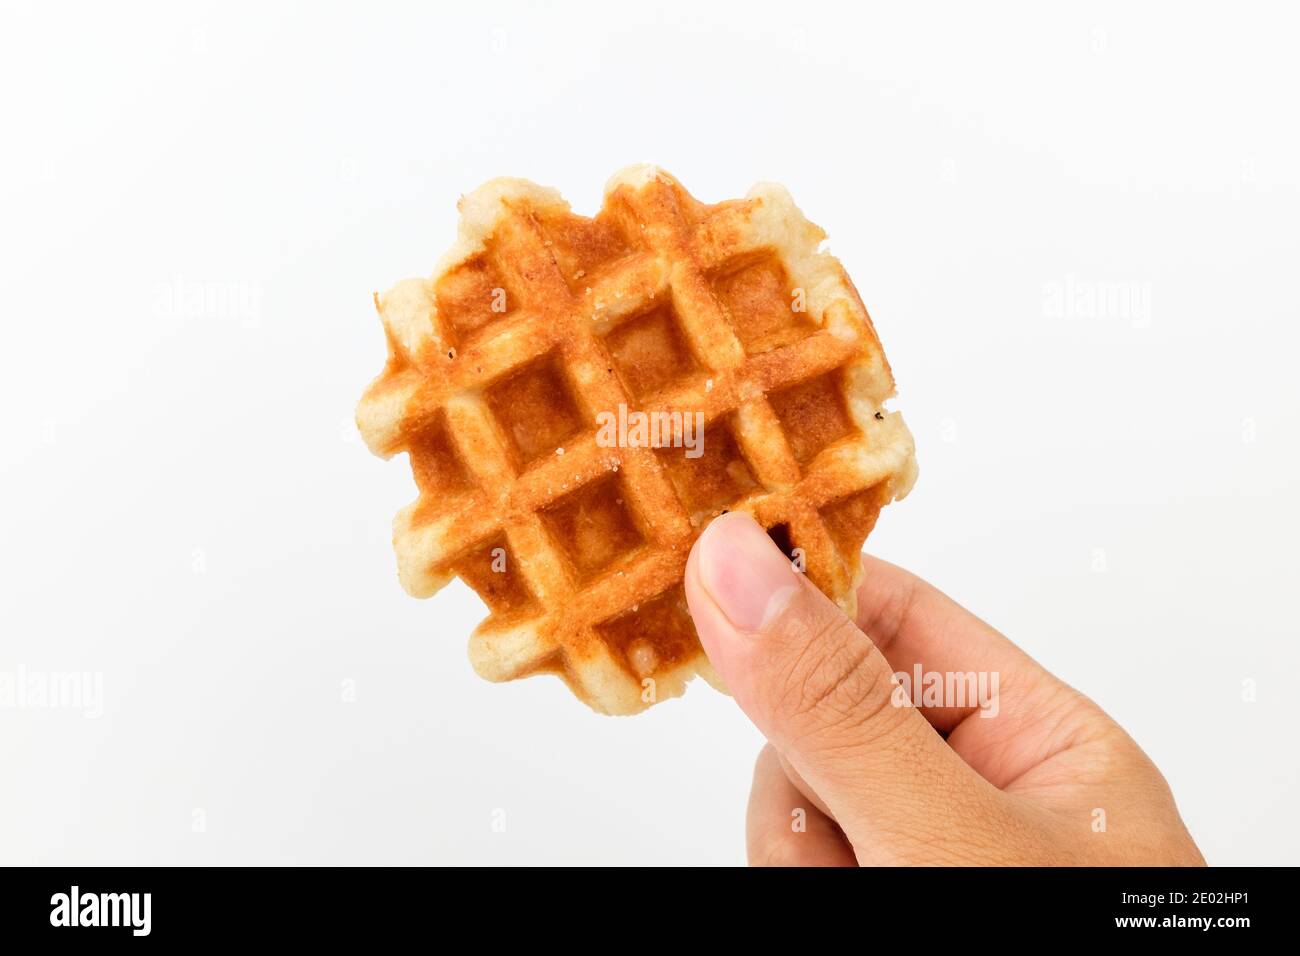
[683,512,1206,867]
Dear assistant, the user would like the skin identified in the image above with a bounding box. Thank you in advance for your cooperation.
[683,512,1206,867]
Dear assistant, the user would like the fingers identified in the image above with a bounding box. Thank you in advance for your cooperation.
[776,749,835,820]
[853,554,1050,731]
[685,513,1021,862]
[747,745,856,867]
[852,553,1108,791]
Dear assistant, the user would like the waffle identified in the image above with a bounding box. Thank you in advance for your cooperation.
[357,166,918,715]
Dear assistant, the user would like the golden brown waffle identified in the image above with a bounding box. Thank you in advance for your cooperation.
[357,166,917,714]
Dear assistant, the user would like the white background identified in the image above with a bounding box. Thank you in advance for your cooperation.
[2,1,1297,866]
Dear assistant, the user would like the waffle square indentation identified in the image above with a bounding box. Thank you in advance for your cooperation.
[434,253,516,340]
[408,411,474,495]
[595,586,696,679]
[485,356,584,468]
[536,208,635,291]
[602,304,702,401]
[654,417,758,519]
[820,484,889,566]
[452,536,536,619]
[711,255,817,355]
[540,475,645,583]
[768,371,856,466]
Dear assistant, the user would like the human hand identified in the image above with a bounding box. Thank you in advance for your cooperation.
[683,512,1206,867]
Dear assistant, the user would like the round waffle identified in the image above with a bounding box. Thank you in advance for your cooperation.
[357,166,917,714]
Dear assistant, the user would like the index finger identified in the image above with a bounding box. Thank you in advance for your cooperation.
[854,553,1051,731]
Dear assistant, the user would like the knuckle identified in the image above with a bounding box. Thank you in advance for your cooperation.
[775,612,897,744]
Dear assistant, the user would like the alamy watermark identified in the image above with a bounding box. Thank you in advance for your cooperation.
[153,275,261,328]
[0,666,103,718]
[891,665,1000,718]
[1043,274,1151,328]
[595,403,705,458]
[50,886,150,936]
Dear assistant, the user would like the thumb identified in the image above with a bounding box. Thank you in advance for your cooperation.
[685,512,1024,864]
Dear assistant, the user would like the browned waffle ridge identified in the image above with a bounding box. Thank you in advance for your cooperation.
[357,166,918,714]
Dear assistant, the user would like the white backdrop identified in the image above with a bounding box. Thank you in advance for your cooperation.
[2,1,1297,865]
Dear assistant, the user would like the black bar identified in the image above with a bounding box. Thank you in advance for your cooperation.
[0,866,1281,942]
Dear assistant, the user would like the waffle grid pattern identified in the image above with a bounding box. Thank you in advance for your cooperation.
[358,167,917,713]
